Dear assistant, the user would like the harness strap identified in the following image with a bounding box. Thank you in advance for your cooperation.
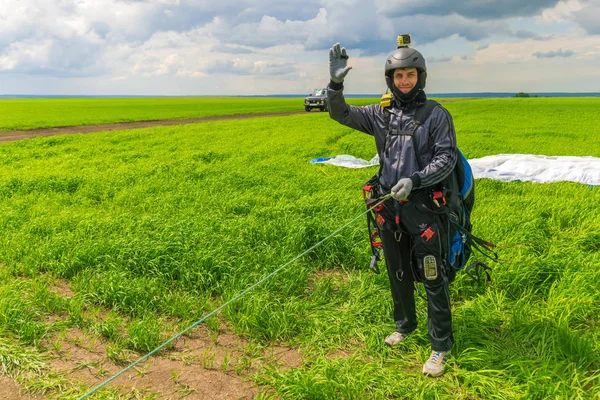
[465,261,492,284]
[365,209,382,274]
[450,220,500,263]
[381,99,440,170]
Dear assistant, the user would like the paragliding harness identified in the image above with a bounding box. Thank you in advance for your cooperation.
[364,96,498,283]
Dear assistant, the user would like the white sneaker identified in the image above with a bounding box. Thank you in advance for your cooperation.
[422,350,450,377]
[384,331,409,347]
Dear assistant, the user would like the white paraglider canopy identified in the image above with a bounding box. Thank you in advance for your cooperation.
[310,154,600,186]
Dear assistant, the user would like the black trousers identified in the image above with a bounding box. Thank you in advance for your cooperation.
[378,198,454,352]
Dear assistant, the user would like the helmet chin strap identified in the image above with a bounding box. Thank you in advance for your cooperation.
[392,85,421,103]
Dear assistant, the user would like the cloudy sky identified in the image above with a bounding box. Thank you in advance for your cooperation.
[1,0,599,95]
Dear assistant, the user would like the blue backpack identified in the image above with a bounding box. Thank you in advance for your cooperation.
[419,101,497,282]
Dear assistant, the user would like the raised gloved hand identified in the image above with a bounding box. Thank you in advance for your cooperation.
[391,178,413,201]
[329,42,352,83]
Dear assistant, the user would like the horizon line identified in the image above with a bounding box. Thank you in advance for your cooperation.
[1,91,600,98]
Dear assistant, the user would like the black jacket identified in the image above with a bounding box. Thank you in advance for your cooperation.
[327,85,458,193]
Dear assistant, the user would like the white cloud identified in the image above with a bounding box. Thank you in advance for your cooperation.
[429,56,454,63]
[473,34,599,64]
[538,0,584,22]
[199,9,329,49]
[0,0,599,94]
[572,1,600,34]
[538,0,600,35]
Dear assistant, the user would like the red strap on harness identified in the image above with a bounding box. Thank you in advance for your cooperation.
[432,191,447,207]
[421,227,435,242]
[363,185,374,200]
[371,231,383,247]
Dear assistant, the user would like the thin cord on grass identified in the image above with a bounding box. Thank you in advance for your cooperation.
[77,194,392,399]
[487,226,600,249]
[550,299,600,306]
[497,259,599,273]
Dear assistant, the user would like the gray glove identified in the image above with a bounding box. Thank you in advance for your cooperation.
[391,178,413,201]
[329,42,352,83]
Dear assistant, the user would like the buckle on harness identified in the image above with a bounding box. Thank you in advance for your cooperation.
[370,231,383,248]
[365,197,384,212]
[369,255,380,274]
[421,227,435,242]
[432,191,446,208]
[363,185,374,200]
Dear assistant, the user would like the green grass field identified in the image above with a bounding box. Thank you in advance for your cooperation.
[0,97,599,399]
[0,97,377,131]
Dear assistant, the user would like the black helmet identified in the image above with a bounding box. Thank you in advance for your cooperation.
[384,35,427,103]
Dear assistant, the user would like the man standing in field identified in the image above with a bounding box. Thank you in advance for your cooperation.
[327,36,458,377]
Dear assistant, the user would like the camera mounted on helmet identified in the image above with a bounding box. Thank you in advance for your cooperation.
[397,34,411,48]
[384,33,427,104]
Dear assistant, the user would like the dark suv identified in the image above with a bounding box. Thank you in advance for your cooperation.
[304,88,328,112]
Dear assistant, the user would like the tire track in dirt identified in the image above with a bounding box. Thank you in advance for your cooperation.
[0,111,308,143]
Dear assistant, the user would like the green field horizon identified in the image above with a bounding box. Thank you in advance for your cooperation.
[6,96,599,133]
[0,97,378,132]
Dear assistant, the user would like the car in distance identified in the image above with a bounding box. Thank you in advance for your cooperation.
[304,88,328,112]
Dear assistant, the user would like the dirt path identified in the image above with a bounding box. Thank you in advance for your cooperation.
[0,278,304,399]
[0,374,37,400]
[0,98,474,144]
[0,111,307,143]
